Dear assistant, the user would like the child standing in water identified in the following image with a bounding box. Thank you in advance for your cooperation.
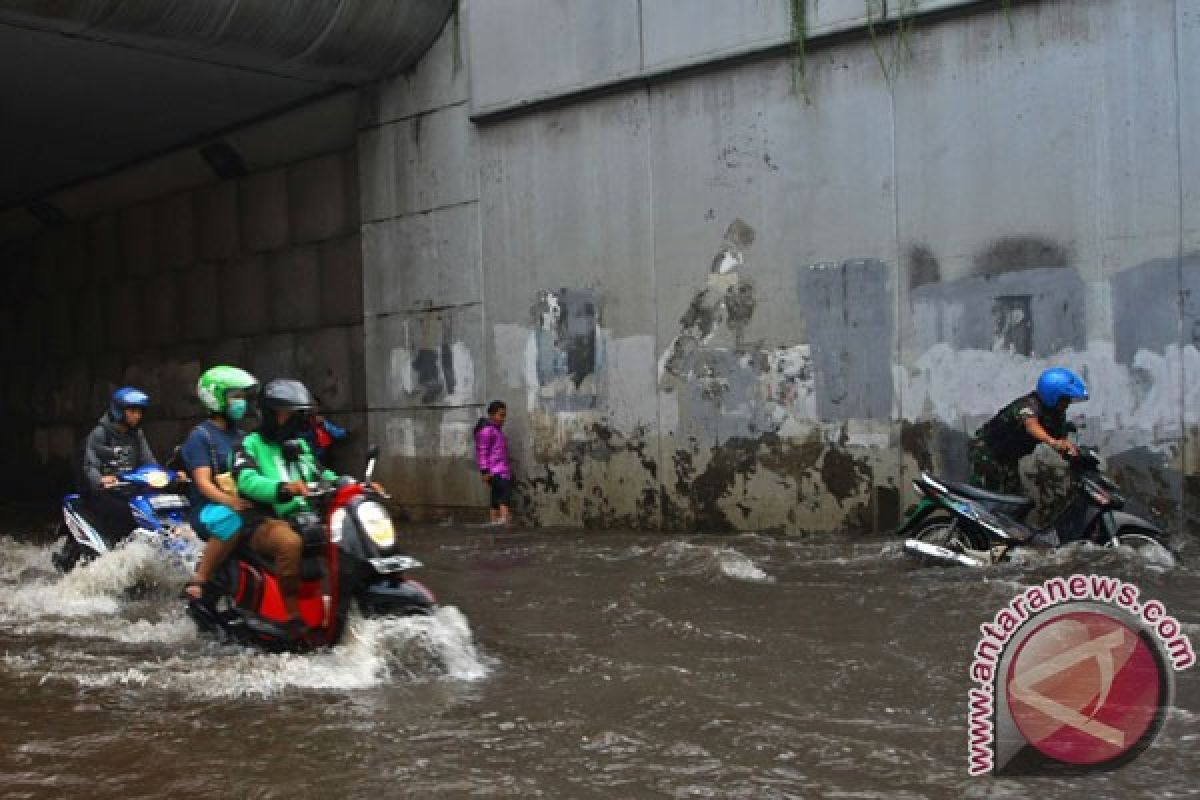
[474,401,513,526]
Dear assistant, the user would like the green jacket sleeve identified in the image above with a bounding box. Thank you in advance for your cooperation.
[232,440,285,506]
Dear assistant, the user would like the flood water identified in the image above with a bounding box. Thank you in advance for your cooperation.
[2,520,1198,799]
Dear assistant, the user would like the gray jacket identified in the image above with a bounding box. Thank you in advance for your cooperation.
[82,415,157,492]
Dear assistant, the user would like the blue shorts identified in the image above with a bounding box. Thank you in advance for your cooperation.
[195,503,243,541]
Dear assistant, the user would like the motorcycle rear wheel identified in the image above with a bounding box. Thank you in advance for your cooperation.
[914,516,985,552]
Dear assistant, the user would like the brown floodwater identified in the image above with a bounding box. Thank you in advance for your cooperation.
[1,521,1197,799]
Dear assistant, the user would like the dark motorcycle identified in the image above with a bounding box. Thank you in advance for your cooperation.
[186,445,436,651]
[897,445,1176,568]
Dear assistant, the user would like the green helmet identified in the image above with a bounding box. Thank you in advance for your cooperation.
[197,365,258,414]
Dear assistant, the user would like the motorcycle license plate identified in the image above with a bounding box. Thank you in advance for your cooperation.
[149,494,187,510]
[369,555,423,574]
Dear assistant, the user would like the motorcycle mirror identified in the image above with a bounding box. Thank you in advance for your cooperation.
[365,444,380,484]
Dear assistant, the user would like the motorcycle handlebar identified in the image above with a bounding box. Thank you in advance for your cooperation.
[299,481,391,502]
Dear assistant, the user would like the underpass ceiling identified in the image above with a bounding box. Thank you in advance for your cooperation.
[0,0,454,213]
[0,22,331,210]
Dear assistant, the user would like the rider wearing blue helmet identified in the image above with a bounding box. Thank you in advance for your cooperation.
[968,367,1088,495]
[80,386,158,541]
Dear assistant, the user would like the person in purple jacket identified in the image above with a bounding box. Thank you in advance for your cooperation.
[474,400,513,526]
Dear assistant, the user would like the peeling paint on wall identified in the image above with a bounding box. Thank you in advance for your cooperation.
[530,288,602,412]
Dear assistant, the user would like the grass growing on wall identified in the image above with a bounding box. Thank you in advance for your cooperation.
[787,0,1016,100]
[789,0,809,101]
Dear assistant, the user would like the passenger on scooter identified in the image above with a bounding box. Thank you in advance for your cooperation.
[968,367,1087,495]
[180,366,258,605]
[230,379,338,629]
[80,387,157,542]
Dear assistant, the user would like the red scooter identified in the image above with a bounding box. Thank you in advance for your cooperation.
[187,445,436,651]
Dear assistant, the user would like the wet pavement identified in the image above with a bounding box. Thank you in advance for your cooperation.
[1,521,1197,799]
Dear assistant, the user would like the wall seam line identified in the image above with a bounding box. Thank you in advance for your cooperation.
[1173,0,1187,538]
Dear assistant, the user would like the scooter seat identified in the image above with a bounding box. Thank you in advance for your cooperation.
[942,481,1035,519]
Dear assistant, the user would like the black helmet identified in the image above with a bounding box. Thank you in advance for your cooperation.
[260,379,316,412]
[259,379,315,443]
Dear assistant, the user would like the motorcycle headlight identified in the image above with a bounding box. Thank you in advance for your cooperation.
[146,470,169,488]
[355,501,395,549]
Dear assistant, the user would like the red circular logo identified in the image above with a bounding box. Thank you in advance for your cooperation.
[1006,611,1166,765]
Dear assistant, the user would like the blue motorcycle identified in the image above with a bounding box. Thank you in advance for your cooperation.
[52,465,196,572]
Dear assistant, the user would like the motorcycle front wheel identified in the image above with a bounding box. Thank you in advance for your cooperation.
[51,522,86,573]
[1112,528,1180,568]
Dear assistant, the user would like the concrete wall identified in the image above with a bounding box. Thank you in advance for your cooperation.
[358,0,1200,534]
[0,146,365,495]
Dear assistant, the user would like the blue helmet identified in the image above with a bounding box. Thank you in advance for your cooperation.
[1036,368,1088,408]
[109,386,150,423]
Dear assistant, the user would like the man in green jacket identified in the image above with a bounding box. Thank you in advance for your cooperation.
[231,379,338,626]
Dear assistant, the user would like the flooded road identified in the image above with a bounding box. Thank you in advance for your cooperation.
[2,522,1198,799]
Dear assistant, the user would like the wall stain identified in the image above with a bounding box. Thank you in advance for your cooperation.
[907,243,941,289]
[819,446,871,505]
[974,236,1070,276]
[523,422,661,529]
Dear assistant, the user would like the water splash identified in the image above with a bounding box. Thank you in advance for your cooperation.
[0,536,185,622]
[651,541,774,583]
[35,607,490,698]
[0,535,490,697]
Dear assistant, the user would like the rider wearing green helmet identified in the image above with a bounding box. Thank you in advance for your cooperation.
[196,365,258,422]
[181,366,258,604]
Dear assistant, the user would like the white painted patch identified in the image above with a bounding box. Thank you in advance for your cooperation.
[439,420,473,458]
[385,417,417,458]
[524,331,540,412]
[714,248,742,274]
[894,340,1200,454]
[389,346,415,397]
[443,341,476,406]
[536,290,562,331]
